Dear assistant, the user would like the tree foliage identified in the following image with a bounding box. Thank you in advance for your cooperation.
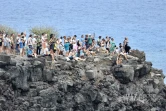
[29,26,59,39]
[0,25,17,35]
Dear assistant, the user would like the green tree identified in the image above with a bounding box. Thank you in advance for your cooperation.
[29,26,59,39]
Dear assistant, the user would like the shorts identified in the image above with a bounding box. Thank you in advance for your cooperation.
[69,56,73,60]
[4,42,9,48]
[106,48,110,52]
[0,42,2,46]
[65,50,69,52]
[29,45,32,49]
[100,47,106,51]
[44,48,49,55]
[50,44,54,50]
[20,48,23,53]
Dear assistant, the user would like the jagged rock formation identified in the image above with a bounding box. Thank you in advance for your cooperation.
[0,50,166,111]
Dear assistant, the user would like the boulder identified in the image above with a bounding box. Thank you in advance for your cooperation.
[85,70,95,80]
[85,69,103,80]
[0,54,11,67]
[43,69,53,82]
[129,49,145,62]
[113,65,134,84]
[135,62,152,77]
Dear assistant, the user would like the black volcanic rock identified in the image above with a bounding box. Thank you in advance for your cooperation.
[0,50,166,111]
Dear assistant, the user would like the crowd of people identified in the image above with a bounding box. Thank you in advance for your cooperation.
[0,31,131,64]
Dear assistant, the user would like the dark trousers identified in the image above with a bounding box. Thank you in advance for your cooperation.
[37,46,41,55]
[16,44,19,53]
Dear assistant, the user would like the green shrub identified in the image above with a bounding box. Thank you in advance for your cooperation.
[0,25,17,35]
[29,26,59,39]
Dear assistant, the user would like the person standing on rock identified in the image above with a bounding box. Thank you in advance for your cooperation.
[21,32,26,57]
[106,36,110,52]
[49,34,56,62]
[81,35,84,47]
[10,33,15,54]
[64,38,70,56]
[0,32,3,53]
[123,37,128,51]
[85,35,88,49]
[15,34,21,54]
[3,34,10,54]
[110,38,116,55]
[19,38,24,57]
[27,34,33,49]
[41,33,47,54]
[87,34,92,48]
[32,34,37,58]
[36,36,42,55]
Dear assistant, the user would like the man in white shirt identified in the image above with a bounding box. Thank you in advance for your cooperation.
[16,34,21,53]
[59,36,63,43]
[27,34,33,49]
[41,33,47,54]
[32,34,37,58]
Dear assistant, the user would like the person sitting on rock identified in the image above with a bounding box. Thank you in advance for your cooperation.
[99,39,108,53]
[116,51,128,65]
[27,47,34,58]
[66,49,76,61]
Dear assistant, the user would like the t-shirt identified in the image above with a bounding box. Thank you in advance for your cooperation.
[19,41,23,48]
[88,37,92,44]
[59,39,62,43]
[27,49,33,55]
[8,37,11,42]
[37,38,41,47]
[81,38,84,45]
[42,36,46,43]
[59,44,64,51]
[16,37,20,44]
[106,41,110,48]
[85,38,88,45]
[27,37,33,45]
[64,42,70,51]
[32,38,37,45]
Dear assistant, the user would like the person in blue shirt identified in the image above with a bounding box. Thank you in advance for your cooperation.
[88,34,92,47]
[19,39,24,57]
[81,35,85,47]
[27,47,33,58]
[64,38,70,56]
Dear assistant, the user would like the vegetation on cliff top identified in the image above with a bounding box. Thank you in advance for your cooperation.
[0,25,17,35]
[29,26,59,39]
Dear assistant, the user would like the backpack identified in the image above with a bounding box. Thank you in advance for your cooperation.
[54,43,57,50]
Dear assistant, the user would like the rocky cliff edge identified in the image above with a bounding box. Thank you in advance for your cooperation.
[0,50,166,111]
